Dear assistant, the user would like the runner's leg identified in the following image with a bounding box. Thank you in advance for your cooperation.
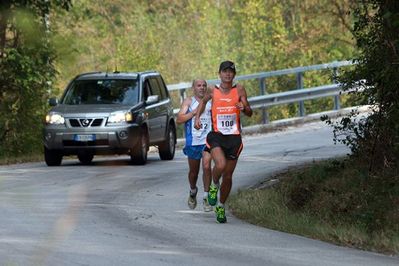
[210,147,226,185]
[202,150,212,192]
[202,150,213,211]
[188,158,200,190]
[219,159,238,204]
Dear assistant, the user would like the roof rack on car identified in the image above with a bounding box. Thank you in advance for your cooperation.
[112,64,120,74]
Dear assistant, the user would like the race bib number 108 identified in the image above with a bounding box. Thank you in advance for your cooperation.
[217,114,237,134]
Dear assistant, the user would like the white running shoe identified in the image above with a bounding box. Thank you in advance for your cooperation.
[203,198,213,212]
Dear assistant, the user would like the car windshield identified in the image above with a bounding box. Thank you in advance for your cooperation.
[62,79,139,105]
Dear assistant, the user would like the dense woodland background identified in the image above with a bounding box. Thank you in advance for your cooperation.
[0,0,357,157]
[53,0,355,86]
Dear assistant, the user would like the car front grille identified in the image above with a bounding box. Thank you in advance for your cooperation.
[68,118,104,127]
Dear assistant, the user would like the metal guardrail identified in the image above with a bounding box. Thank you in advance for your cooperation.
[248,83,342,109]
[169,60,354,123]
[167,60,352,91]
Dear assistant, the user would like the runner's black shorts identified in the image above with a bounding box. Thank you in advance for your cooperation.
[206,131,243,160]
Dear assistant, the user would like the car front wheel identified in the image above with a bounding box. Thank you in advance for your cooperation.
[44,147,63,166]
[130,127,148,165]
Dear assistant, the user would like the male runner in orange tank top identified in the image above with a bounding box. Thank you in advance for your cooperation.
[194,60,253,223]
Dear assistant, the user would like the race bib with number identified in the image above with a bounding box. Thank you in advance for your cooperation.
[187,99,212,145]
[216,114,237,135]
[193,116,211,137]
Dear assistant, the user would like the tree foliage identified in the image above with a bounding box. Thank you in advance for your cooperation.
[325,0,399,171]
[53,0,355,86]
[0,0,71,156]
[51,0,356,127]
[1,0,356,157]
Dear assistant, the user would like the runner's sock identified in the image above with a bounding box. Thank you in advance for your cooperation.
[190,187,198,196]
[203,192,208,199]
[190,188,197,194]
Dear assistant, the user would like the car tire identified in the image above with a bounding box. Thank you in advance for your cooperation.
[130,127,148,165]
[159,123,176,160]
[44,147,63,166]
[78,152,94,165]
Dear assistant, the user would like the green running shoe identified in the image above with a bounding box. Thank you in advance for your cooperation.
[215,205,227,223]
[208,184,218,206]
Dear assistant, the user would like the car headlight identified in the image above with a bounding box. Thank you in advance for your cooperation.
[45,113,65,125]
[107,111,133,124]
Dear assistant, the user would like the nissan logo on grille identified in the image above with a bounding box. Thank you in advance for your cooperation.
[80,119,92,127]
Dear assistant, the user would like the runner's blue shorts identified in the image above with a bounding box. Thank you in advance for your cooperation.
[183,145,206,160]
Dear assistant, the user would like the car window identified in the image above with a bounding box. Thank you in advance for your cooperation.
[156,76,169,98]
[62,79,139,105]
[148,77,163,99]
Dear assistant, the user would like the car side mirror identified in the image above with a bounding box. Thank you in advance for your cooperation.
[146,95,159,105]
[49,97,59,106]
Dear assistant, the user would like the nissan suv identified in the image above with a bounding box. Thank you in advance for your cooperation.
[43,71,176,166]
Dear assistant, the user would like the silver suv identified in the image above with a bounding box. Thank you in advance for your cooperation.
[43,71,176,166]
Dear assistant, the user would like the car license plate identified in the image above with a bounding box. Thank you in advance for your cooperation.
[74,134,95,142]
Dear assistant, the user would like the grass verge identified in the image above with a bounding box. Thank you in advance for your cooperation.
[228,158,399,255]
[0,153,43,165]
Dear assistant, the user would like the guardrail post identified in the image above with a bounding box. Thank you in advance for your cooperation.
[297,72,305,117]
[332,67,340,110]
[179,88,186,104]
[259,77,269,124]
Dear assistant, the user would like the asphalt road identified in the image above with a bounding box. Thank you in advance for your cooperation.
[0,121,398,266]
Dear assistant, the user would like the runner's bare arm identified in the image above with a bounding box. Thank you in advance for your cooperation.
[236,84,253,117]
[194,86,213,129]
[176,98,193,124]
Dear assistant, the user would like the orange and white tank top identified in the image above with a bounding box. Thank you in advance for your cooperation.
[211,85,241,135]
